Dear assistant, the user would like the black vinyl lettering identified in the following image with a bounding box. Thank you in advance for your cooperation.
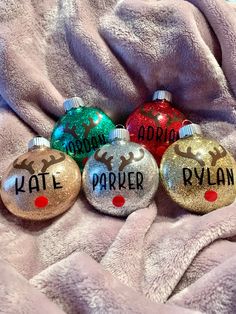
[183,168,192,186]
[217,168,225,185]
[147,126,154,141]
[169,129,176,143]
[90,172,145,190]
[118,172,126,189]
[138,126,145,140]
[38,172,49,190]
[136,172,143,189]
[128,172,135,189]
[109,172,116,190]
[15,176,25,195]
[29,175,40,193]
[75,140,84,154]
[91,137,99,151]
[93,174,99,190]
[207,168,216,185]
[52,175,63,189]
[100,173,107,190]
[83,138,91,153]
[156,127,163,142]
[194,168,204,185]
[98,134,106,145]
[68,141,76,154]
[227,168,234,185]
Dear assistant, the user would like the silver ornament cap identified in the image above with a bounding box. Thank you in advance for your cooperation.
[109,127,130,142]
[28,137,50,151]
[64,97,85,112]
[152,90,172,102]
[179,123,202,139]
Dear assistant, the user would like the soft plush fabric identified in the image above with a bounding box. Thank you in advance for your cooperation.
[0,0,236,313]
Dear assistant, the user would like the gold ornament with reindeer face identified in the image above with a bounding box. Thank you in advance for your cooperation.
[0,137,81,220]
[160,124,236,213]
[82,128,159,217]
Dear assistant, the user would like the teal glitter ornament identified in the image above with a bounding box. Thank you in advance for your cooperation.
[51,97,115,170]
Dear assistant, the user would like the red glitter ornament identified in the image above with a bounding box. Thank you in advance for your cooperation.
[126,90,185,164]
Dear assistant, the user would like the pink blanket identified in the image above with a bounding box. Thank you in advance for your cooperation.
[1,0,236,313]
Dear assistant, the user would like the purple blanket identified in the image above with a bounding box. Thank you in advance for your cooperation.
[0,0,236,313]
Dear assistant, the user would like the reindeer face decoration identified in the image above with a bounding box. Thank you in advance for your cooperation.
[82,128,159,217]
[126,90,185,165]
[51,98,115,170]
[0,138,81,220]
[160,126,236,214]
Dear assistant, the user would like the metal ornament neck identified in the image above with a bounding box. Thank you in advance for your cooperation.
[179,123,202,139]
[64,97,85,112]
[109,128,130,143]
[28,137,50,151]
[152,90,172,103]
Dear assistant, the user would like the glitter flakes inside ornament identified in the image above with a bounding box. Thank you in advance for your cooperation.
[160,123,236,214]
[51,97,115,171]
[0,137,81,220]
[82,127,159,217]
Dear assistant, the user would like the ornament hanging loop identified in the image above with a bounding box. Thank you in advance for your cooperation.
[182,119,193,126]
[115,124,125,129]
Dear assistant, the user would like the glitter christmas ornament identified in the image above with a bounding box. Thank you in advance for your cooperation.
[82,127,159,217]
[51,97,115,170]
[160,123,236,214]
[0,137,81,220]
[126,90,185,164]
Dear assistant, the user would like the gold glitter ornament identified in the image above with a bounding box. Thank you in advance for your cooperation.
[160,123,236,214]
[82,127,159,217]
[0,137,81,220]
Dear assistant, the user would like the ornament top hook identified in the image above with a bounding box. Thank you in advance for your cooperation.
[109,125,130,143]
[179,121,202,139]
[63,97,85,112]
[28,137,50,151]
[152,90,172,102]
[182,119,193,126]
[115,124,125,129]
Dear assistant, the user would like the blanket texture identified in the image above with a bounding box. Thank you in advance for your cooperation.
[1,0,236,313]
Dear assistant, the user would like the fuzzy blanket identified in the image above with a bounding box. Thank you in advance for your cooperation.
[1,0,236,313]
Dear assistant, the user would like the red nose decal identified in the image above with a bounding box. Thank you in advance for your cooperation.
[112,195,125,207]
[204,190,218,202]
[34,196,49,208]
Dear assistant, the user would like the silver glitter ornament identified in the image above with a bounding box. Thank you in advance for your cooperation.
[82,127,159,217]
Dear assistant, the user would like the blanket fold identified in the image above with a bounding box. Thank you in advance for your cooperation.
[31,251,200,314]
